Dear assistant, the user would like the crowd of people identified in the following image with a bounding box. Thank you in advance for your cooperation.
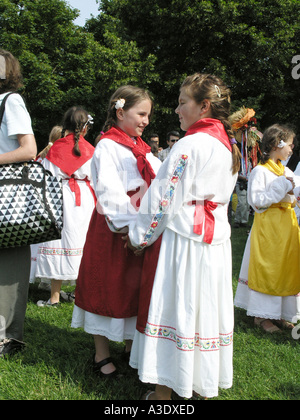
[0,48,300,400]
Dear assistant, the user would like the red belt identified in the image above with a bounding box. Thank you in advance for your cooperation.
[67,175,96,207]
[189,200,218,244]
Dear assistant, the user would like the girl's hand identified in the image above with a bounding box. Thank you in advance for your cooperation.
[122,235,144,257]
[286,177,295,194]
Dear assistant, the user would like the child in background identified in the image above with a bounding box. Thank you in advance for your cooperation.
[235,124,300,333]
[30,125,63,286]
[36,107,96,307]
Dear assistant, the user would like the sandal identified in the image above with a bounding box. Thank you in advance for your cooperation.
[142,390,155,400]
[92,356,120,379]
[60,291,75,303]
[274,319,295,330]
[254,318,282,334]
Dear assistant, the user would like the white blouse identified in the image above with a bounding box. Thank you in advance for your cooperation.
[247,164,295,213]
[92,137,161,233]
[0,93,33,153]
[129,132,238,248]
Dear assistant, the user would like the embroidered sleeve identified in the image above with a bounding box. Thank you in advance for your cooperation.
[129,154,189,248]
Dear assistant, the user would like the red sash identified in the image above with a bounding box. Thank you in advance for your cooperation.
[100,126,156,187]
[189,200,218,244]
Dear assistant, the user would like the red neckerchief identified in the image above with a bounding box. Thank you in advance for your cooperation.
[100,126,156,187]
[185,118,232,244]
[46,134,95,176]
[185,118,232,152]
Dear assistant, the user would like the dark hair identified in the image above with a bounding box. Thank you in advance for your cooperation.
[149,140,159,157]
[167,130,180,140]
[102,85,153,133]
[0,49,23,94]
[61,107,91,156]
[181,73,240,174]
[260,124,296,164]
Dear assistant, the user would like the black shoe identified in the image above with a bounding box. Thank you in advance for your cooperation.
[92,355,122,380]
[0,339,25,358]
[121,346,131,363]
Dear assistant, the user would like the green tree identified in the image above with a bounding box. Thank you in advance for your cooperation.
[0,0,157,148]
[95,0,300,137]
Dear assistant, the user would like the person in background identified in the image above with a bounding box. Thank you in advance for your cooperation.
[36,125,63,162]
[35,107,96,307]
[233,164,250,228]
[148,139,159,157]
[30,125,63,288]
[235,124,300,333]
[0,49,37,357]
[158,130,180,162]
[149,133,162,153]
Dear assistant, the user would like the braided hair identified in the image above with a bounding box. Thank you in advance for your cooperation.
[61,107,91,156]
[180,73,241,174]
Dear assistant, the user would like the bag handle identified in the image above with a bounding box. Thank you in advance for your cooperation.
[0,92,17,126]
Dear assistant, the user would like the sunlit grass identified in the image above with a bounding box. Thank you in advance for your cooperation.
[0,220,299,400]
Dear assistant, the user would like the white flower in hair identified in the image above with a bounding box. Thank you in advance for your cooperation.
[277,140,286,148]
[115,98,126,110]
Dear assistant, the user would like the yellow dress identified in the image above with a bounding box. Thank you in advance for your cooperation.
[248,160,300,296]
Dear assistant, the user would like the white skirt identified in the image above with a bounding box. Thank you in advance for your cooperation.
[129,228,234,399]
[234,234,300,323]
[35,181,95,282]
[71,305,137,342]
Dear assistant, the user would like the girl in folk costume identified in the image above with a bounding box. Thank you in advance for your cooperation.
[72,86,161,378]
[36,107,96,307]
[235,125,300,333]
[126,74,240,400]
[30,125,63,285]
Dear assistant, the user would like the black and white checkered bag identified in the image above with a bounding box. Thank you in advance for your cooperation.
[0,92,63,248]
[0,161,63,248]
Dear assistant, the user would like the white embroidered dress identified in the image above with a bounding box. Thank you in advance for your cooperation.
[35,158,95,281]
[234,164,300,322]
[128,132,237,399]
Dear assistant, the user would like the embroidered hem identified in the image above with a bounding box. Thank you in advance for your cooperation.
[144,322,233,352]
[38,247,83,257]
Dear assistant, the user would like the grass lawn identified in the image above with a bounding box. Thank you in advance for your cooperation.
[0,222,299,400]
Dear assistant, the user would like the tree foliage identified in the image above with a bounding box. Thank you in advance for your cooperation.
[0,0,157,147]
[1,0,300,148]
[96,0,300,139]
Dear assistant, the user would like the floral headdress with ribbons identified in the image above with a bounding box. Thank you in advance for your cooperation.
[229,106,262,172]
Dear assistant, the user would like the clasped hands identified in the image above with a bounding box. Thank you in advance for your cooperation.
[122,235,144,257]
[286,176,296,194]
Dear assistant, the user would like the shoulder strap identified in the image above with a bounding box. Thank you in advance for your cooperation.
[0,92,16,126]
